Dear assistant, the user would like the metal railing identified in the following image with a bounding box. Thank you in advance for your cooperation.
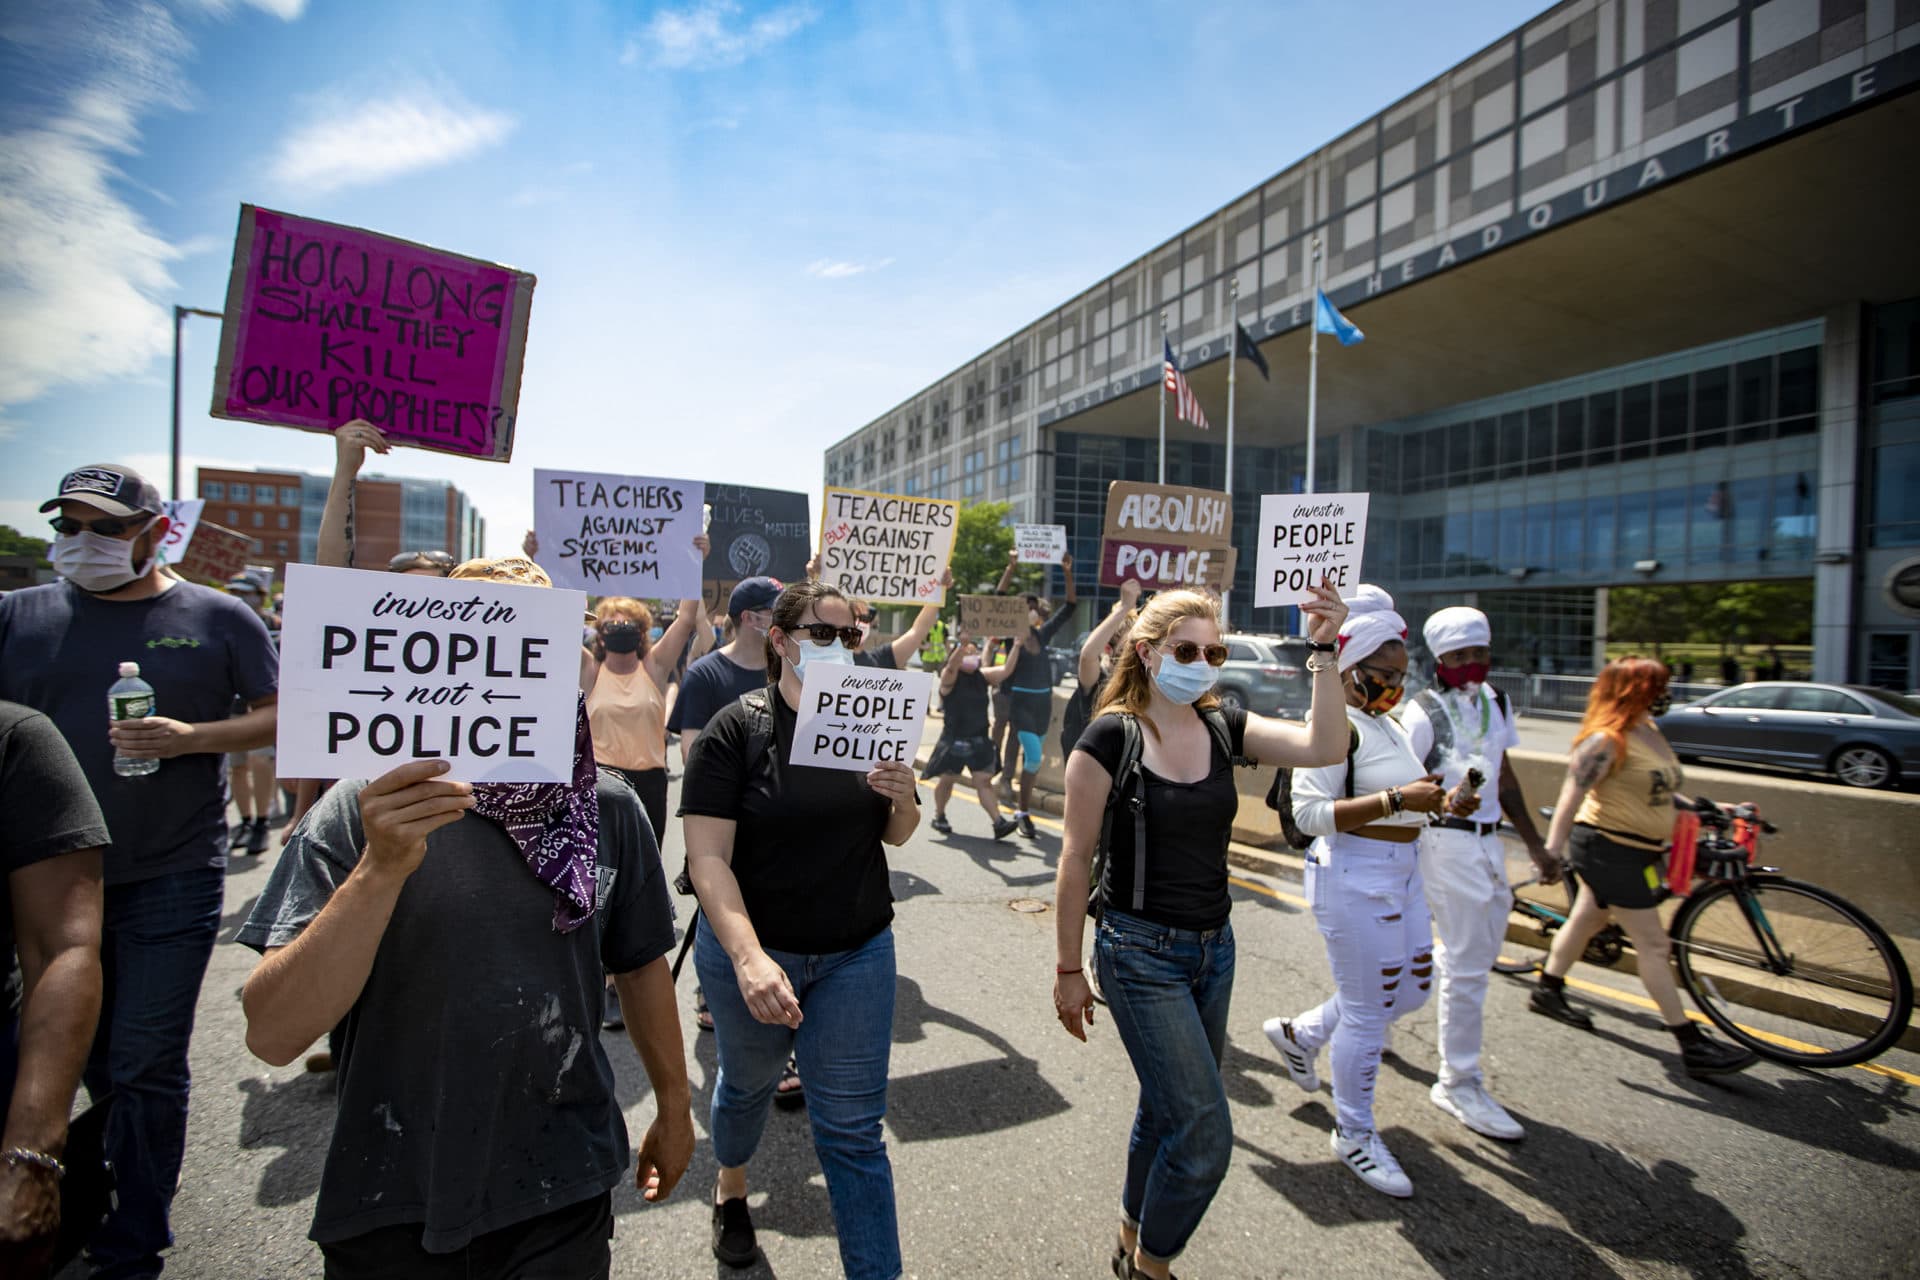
[1489,670,1725,720]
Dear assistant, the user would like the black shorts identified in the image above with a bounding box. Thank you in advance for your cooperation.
[1568,825,1668,909]
[321,1191,612,1280]
[923,733,996,778]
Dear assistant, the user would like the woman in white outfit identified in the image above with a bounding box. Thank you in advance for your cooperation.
[1263,587,1446,1198]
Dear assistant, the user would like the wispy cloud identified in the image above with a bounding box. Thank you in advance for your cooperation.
[622,1,818,70]
[268,88,515,194]
[806,258,894,279]
[182,0,310,20]
[0,0,190,417]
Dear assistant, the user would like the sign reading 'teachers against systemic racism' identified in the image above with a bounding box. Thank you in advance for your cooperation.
[818,487,957,607]
[533,469,706,600]
[789,664,935,772]
[210,205,535,462]
[1099,480,1235,589]
[275,564,586,784]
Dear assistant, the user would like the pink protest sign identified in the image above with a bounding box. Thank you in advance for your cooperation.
[210,204,535,462]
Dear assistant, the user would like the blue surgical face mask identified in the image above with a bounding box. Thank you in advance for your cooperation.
[1152,647,1220,705]
[790,637,854,678]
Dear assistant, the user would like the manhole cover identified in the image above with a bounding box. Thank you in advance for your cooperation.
[1008,898,1049,914]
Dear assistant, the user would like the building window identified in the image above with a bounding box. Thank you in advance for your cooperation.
[275,540,289,556]
[277,512,291,530]
[995,438,1021,488]
[960,449,985,498]
[928,462,950,498]
[202,481,224,501]
[280,486,298,505]
[256,486,275,506]
[231,483,251,502]
[251,511,264,528]
[227,509,240,525]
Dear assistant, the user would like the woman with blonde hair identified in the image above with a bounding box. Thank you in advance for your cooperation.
[1051,581,1349,1280]
[1529,657,1755,1077]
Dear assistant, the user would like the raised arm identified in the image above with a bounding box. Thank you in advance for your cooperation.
[645,535,712,688]
[995,548,1019,595]
[1239,581,1350,767]
[1079,579,1140,689]
[317,420,389,569]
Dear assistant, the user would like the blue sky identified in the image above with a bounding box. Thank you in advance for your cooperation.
[1,0,1547,553]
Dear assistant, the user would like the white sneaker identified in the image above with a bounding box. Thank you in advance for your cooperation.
[1430,1080,1525,1141]
[1262,1017,1321,1092]
[1331,1128,1413,1198]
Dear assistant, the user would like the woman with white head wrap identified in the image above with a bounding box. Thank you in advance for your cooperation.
[1261,586,1451,1199]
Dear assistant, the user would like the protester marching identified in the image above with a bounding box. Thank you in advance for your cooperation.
[1,201,1906,1280]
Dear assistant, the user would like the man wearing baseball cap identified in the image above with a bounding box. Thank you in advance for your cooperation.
[667,576,782,765]
[0,463,279,1277]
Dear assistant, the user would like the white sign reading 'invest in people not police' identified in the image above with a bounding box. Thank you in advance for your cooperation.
[1254,492,1370,606]
[789,664,935,772]
[276,564,588,783]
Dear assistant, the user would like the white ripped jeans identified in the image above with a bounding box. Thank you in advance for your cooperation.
[1417,826,1511,1090]
[1290,833,1434,1137]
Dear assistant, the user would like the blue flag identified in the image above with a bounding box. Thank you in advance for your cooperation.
[1314,289,1365,346]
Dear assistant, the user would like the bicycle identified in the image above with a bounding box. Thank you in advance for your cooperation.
[1497,797,1914,1069]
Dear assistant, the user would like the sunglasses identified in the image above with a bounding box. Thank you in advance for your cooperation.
[389,550,455,572]
[1355,663,1407,687]
[1158,641,1229,667]
[50,514,149,537]
[784,622,864,647]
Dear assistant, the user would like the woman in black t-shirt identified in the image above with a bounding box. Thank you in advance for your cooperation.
[680,580,920,1280]
[924,629,1019,840]
[1050,584,1349,1280]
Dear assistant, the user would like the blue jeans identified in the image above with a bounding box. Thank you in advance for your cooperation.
[694,918,901,1280]
[82,867,225,1279]
[1094,910,1235,1265]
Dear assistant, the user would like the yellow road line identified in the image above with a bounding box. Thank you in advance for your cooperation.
[917,778,1918,1084]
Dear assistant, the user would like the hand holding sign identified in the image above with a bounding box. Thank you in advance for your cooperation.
[358,760,476,880]
[1300,578,1350,644]
[1013,524,1068,564]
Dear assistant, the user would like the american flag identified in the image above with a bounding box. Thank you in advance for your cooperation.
[1163,338,1209,430]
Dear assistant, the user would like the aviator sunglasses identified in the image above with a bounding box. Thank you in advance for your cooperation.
[1158,641,1230,667]
[784,621,865,647]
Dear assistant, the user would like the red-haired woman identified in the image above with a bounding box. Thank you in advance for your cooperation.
[1530,657,1756,1077]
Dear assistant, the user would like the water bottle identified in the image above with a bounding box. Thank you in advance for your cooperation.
[109,661,159,778]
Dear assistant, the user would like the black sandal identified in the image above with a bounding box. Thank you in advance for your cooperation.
[773,1056,805,1110]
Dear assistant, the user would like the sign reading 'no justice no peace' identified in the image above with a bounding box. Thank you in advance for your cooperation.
[819,487,958,607]
[275,564,586,783]
[211,205,535,462]
[533,470,707,600]
[1099,481,1236,590]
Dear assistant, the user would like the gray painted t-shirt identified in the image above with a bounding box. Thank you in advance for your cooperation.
[237,770,675,1252]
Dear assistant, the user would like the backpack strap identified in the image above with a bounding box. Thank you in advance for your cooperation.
[740,688,777,764]
[1413,688,1450,774]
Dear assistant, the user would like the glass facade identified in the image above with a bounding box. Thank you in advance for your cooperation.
[1366,322,1823,590]
[1869,300,1920,549]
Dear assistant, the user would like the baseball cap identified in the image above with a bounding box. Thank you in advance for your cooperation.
[728,576,783,618]
[39,464,164,518]
[226,578,261,595]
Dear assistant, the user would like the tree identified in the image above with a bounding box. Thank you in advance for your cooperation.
[0,525,51,570]
[950,500,1026,597]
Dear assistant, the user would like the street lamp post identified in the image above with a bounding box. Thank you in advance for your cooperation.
[171,305,225,501]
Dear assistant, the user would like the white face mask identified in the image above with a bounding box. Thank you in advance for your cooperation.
[52,522,156,594]
[789,637,854,678]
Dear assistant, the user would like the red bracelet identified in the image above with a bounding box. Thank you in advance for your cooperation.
[1056,967,1082,975]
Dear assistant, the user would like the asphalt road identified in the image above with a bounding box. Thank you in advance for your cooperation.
[72,776,1920,1280]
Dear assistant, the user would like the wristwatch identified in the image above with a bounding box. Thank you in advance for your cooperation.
[1306,640,1337,653]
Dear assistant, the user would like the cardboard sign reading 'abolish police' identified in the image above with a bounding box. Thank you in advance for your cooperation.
[533,469,706,599]
[1013,524,1068,564]
[1099,481,1233,589]
[211,205,534,461]
[819,487,958,606]
[790,664,935,772]
[1254,492,1370,605]
[276,564,586,783]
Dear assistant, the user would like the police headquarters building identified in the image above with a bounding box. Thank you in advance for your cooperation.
[823,0,1920,686]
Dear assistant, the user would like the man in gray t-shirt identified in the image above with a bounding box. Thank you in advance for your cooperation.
[237,759,693,1274]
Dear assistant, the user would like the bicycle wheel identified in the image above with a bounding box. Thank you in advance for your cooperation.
[1670,875,1915,1068]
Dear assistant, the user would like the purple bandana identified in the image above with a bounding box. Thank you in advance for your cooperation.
[470,698,600,932]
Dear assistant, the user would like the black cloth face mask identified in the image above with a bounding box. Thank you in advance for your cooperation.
[600,625,642,654]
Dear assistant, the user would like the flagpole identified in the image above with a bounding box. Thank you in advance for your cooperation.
[1157,309,1168,485]
[1305,236,1322,499]
[1223,278,1238,622]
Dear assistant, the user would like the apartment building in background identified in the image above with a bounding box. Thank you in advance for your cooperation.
[195,466,485,580]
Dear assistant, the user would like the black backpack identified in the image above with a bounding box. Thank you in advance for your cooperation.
[1411,686,1510,772]
[1086,708,1235,920]
[1264,722,1362,850]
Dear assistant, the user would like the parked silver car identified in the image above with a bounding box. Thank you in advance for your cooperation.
[1216,633,1313,717]
[1657,682,1920,789]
